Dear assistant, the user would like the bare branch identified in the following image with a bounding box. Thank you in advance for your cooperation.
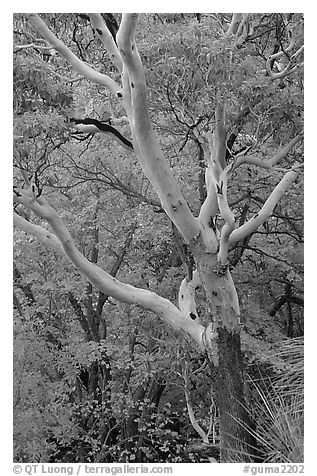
[226,14,243,36]
[13,213,63,255]
[198,144,219,227]
[233,133,303,171]
[116,14,201,244]
[213,100,227,170]
[235,14,249,38]
[266,29,304,80]
[229,169,300,246]
[69,118,133,150]
[183,362,209,443]
[14,43,53,51]
[25,13,120,94]
[217,169,235,266]
[13,188,205,349]
[88,13,123,72]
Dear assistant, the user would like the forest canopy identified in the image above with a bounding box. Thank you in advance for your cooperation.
[13,13,303,464]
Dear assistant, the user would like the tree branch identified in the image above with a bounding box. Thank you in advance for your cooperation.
[13,213,63,255]
[25,13,120,94]
[229,169,300,246]
[213,100,227,170]
[226,14,243,36]
[13,189,205,349]
[88,13,123,72]
[233,133,303,171]
[116,14,201,244]
[266,33,304,80]
[178,270,201,322]
[198,149,219,228]
[183,363,209,443]
[217,169,236,266]
[96,222,137,321]
[69,117,133,150]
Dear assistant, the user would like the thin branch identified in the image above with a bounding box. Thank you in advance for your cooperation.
[229,169,300,246]
[266,30,304,80]
[217,169,236,265]
[233,133,303,171]
[14,43,53,51]
[96,222,137,319]
[183,363,209,443]
[116,14,201,244]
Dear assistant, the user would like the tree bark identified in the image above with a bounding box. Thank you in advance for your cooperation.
[215,329,255,461]
[193,247,257,462]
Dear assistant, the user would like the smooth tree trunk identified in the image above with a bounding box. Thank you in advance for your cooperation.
[193,246,257,462]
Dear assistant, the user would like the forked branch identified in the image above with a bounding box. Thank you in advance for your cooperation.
[266,29,304,80]
[25,13,120,94]
[13,188,205,348]
[233,133,303,171]
[229,169,300,246]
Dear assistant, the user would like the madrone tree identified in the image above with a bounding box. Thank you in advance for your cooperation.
[13,13,304,462]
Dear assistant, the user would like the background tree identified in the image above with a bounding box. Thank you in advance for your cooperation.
[13,13,303,463]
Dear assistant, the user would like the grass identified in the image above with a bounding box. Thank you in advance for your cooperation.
[246,337,304,463]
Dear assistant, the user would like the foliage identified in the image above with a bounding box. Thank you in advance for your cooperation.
[244,337,304,463]
[13,13,303,463]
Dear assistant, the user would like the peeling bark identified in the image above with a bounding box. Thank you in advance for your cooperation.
[192,246,256,461]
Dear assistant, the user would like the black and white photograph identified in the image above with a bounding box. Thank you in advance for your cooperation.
[12,10,304,470]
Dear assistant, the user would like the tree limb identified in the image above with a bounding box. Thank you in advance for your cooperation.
[266,29,304,80]
[69,117,133,150]
[25,13,120,94]
[229,169,300,246]
[116,14,201,245]
[13,188,205,349]
[178,270,201,322]
[13,213,63,255]
[226,14,243,36]
[213,100,227,170]
[233,133,303,171]
[88,13,123,72]
[198,155,218,228]
[183,363,209,443]
[217,169,236,266]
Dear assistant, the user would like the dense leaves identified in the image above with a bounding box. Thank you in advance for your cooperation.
[13,13,303,463]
